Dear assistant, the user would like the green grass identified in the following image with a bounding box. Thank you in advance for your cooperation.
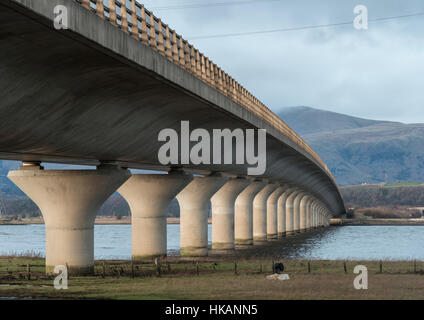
[1,257,424,299]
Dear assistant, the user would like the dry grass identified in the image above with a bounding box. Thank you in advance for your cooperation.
[1,257,424,300]
[353,206,421,219]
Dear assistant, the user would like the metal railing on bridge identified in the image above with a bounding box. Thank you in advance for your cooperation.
[77,0,334,181]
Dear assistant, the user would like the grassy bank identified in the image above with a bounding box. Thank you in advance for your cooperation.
[331,218,424,226]
[1,257,424,300]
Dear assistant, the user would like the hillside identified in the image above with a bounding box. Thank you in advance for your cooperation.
[278,106,392,135]
[341,184,424,208]
[278,107,424,186]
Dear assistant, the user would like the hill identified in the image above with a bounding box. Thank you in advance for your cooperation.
[278,106,392,135]
[341,184,424,208]
[278,107,424,186]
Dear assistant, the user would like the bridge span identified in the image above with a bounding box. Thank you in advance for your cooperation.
[1,0,345,274]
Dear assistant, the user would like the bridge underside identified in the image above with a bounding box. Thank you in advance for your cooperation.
[0,0,345,215]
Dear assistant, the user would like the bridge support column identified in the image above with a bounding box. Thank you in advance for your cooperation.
[266,186,287,240]
[293,192,305,233]
[176,175,227,256]
[285,189,301,236]
[319,208,324,227]
[317,206,322,227]
[234,181,266,246]
[253,184,278,243]
[277,188,293,237]
[211,178,250,252]
[313,203,319,228]
[310,199,316,229]
[119,171,192,260]
[299,194,311,232]
[8,163,131,275]
[305,198,313,230]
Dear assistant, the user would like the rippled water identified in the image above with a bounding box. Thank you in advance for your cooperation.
[0,224,423,260]
[290,226,424,261]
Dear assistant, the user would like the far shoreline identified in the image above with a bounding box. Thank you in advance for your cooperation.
[330,218,424,226]
[1,217,424,226]
[0,217,212,225]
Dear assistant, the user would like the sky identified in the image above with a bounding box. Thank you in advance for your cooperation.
[140,0,424,123]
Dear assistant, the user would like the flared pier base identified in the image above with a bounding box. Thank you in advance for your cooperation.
[177,175,227,257]
[211,178,250,253]
[119,171,192,260]
[8,164,130,275]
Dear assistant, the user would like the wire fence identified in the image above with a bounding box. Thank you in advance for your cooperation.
[1,258,423,281]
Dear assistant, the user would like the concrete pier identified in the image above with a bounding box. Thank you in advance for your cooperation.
[277,188,293,237]
[312,202,318,228]
[234,181,267,246]
[253,184,278,243]
[211,178,250,252]
[266,186,287,240]
[119,171,192,260]
[319,206,324,227]
[285,190,301,235]
[8,163,130,275]
[305,198,313,230]
[177,175,227,256]
[299,195,311,232]
[316,203,321,227]
[293,193,305,233]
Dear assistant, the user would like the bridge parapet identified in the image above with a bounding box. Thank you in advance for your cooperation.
[78,0,333,181]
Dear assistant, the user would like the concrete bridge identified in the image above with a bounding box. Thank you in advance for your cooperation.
[1,0,345,274]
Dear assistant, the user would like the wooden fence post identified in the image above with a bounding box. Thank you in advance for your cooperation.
[96,0,105,18]
[81,0,91,9]
[109,0,117,26]
[155,257,161,277]
[27,264,31,280]
[121,0,129,33]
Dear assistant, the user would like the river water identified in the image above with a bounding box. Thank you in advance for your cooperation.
[0,224,423,260]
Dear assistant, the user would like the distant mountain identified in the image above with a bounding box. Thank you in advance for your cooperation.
[278,106,395,135]
[278,106,424,186]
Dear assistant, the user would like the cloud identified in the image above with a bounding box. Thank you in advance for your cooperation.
[142,0,424,123]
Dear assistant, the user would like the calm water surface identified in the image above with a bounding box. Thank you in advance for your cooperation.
[0,225,423,260]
